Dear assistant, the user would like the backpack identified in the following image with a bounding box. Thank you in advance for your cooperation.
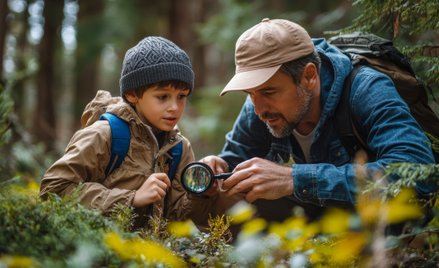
[99,112,183,178]
[328,32,439,162]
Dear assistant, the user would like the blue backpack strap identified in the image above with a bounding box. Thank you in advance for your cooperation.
[168,141,183,180]
[99,113,130,177]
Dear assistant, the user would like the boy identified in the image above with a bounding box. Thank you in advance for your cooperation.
[40,36,214,229]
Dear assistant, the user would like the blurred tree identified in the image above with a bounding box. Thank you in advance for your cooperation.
[169,0,208,88]
[33,0,63,151]
[11,0,30,124]
[335,0,438,93]
[0,0,7,83]
[73,0,105,129]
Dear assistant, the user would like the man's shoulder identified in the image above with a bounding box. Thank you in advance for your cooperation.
[349,65,394,97]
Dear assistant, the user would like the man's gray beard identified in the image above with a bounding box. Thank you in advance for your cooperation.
[266,86,313,138]
[266,122,295,138]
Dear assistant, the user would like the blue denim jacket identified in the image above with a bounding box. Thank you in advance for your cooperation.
[219,38,436,208]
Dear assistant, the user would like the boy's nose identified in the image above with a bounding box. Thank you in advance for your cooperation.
[169,99,180,111]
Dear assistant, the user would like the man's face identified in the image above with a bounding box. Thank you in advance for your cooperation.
[245,69,313,138]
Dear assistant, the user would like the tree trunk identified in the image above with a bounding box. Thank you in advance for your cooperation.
[73,0,105,130]
[0,0,8,83]
[169,0,207,88]
[33,0,63,151]
[12,2,30,124]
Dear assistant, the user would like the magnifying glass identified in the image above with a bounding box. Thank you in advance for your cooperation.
[181,162,232,194]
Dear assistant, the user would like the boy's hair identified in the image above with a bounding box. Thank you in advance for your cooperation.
[122,80,191,102]
[119,36,194,96]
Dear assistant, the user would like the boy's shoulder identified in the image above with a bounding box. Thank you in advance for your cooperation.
[65,120,112,159]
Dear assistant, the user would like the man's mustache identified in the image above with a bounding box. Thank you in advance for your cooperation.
[260,112,282,121]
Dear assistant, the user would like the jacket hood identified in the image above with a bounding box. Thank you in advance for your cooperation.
[81,90,122,128]
[313,38,353,125]
[80,90,144,128]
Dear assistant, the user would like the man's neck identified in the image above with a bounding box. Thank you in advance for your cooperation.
[296,93,321,135]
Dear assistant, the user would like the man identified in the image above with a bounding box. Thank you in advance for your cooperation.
[201,18,436,222]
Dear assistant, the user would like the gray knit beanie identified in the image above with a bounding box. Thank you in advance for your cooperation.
[119,36,194,95]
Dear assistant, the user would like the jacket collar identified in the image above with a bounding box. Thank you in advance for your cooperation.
[106,98,183,152]
[312,38,353,137]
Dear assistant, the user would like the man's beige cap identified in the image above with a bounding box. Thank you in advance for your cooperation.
[220,18,314,96]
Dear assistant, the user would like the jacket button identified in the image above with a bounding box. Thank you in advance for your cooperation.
[302,189,308,194]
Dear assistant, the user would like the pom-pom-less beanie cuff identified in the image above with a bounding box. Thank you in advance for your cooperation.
[119,62,194,95]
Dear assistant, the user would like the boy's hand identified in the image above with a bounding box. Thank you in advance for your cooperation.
[199,155,229,197]
[200,155,229,175]
[202,180,221,197]
[132,173,171,207]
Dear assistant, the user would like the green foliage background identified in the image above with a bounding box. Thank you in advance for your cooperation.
[0,0,438,267]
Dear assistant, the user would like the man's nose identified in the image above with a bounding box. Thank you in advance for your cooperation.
[251,94,267,116]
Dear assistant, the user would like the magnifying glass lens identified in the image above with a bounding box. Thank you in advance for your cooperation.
[181,163,212,194]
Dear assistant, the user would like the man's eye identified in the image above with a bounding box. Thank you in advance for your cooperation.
[157,95,168,100]
[262,91,275,96]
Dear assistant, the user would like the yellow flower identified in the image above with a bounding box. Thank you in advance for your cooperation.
[268,216,306,239]
[284,216,307,230]
[189,256,201,264]
[227,201,256,224]
[104,232,130,259]
[0,255,34,268]
[320,208,351,234]
[267,216,319,252]
[284,235,307,251]
[386,188,423,224]
[241,218,267,237]
[27,181,40,192]
[104,232,186,267]
[268,222,286,239]
[357,194,381,226]
[308,251,322,264]
[331,232,367,263]
[167,220,197,237]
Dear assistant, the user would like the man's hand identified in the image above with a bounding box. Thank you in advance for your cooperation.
[222,157,293,203]
[132,173,171,207]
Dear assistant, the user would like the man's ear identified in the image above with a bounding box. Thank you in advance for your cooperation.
[124,91,138,104]
[301,63,318,89]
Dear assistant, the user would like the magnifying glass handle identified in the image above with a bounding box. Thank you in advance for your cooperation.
[214,172,233,180]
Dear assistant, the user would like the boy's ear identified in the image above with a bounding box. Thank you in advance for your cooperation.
[124,91,138,104]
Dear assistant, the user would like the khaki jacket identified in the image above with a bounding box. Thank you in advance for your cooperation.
[40,90,216,229]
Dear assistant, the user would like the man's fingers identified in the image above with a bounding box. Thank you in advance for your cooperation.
[222,168,251,190]
[245,191,257,203]
[233,157,257,171]
[224,173,253,196]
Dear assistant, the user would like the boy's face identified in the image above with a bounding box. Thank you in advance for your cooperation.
[126,85,190,132]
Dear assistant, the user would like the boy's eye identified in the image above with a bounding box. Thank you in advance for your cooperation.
[178,93,188,100]
[157,95,168,100]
